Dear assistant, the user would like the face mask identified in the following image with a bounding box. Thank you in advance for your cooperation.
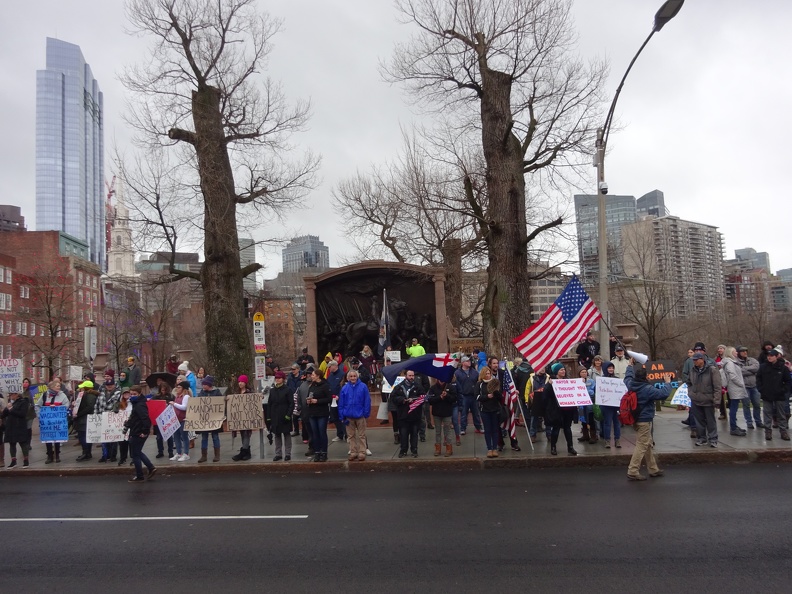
[130,395,140,402]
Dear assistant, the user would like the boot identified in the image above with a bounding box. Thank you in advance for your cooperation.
[241,447,252,460]
[781,429,790,441]
[213,447,221,462]
[765,429,772,441]
[568,447,578,456]
[445,444,453,457]
[393,433,400,444]
[232,448,245,461]
[189,439,195,449]
[198,449,208,463]
[434,443,441,457]
[55,454,61,463]
[46,454,54,465]
[589,427,599,444]
[577,425,590,442]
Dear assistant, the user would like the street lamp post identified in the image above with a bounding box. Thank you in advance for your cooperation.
[596,0,684,339]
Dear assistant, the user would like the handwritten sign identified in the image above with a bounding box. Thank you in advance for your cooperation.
[384,351,401,362]
[552,378,593,408]
[226,393,265,431]
[647,360,677,383]
[671,383,691,407]
[595,376,628,408]
[184,396,225,431]
[38,407,69,442]
[86,414,104,443]
[66,365,83,381]
[156,405,180,441]
[101,410,131,442]
[0,358,23,394]
[381,375,405,394]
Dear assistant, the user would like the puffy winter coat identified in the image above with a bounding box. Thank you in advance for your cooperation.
[338,380,371,420]
[719,358,747,400]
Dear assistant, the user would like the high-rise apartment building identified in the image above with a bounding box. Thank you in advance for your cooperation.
[282,235,329,273]
[239,237,258,294]
[636,190,669,218]
[36,38,105,269]
[733,247,771,272]
[0,205,26,231]
[574,194,637,285]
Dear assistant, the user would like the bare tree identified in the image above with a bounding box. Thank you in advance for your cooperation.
[121,0,318,383]
[383,0,607,353]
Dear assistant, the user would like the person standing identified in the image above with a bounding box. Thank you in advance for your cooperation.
[428,379,457,457]
[757,349,792,441]
[171,381,191,461]
[124,385,156,483]
[178,361,197,395]
[599,362,622,449]
[73,380,99,462]
[230,374,255,461]
[624,363,673,481]
[610,345,629,379]
[306,368,332,462]
[126,356,142,387]
[476,366,502,458]
[267,371,294,461]
[94,374,122,462]
[455,356,483,436]
[286,364,302,436]
[689,352,723,447]
[296,367,315,456]
[392,370,424,458]
[36,380,70,463]
[719,347,748,436]
[734,346,763,429]
[151,382,175,460]
[525,366,550,443]
[543,364,578,457]
[196,376,222,462]
[114,388,133,466]
[575,331,600,369]
[338,369,371,461]
[326,360,347,444]
[405,337,426,358]
[2,391,31,468]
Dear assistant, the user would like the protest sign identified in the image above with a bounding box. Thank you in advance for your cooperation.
[38,407,69,442]
[646,360,677,384]
[0,358,23,394]
[66,365,83,381]
[86,414,104,443]
[184,396,226,431]
[226,393,265,431]
[381,375,405,394]
[384,351,401,362]
[595,376,628,408]
[101,410,131,442]
[147,399,168,422]
[671,383,691,407]
[551,378,593,407]
[156,405,180,441]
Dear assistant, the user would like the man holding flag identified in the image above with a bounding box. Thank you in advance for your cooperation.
[391,370,426,458]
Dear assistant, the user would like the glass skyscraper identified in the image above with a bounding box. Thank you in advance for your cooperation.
[36,38,105,269]
[282,235,330,273]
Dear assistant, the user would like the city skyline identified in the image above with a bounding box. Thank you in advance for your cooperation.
[1,1,790,276]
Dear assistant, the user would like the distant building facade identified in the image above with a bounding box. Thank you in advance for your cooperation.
[282,235,329,273]
[0,205,26,232]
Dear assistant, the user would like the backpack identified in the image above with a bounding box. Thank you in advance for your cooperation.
[619,390,641,426]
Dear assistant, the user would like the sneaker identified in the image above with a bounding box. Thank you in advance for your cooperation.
[419,436,426,442]
[8,460,17,468]
[456,437,461,446]
[627,474,647,481]
[694,439,708,446]
[781,432,791,442]
[155,453,164,459]
[169,454,180,461]
[411,452,418,458]
[178,454,190,461]
[398,451,407,458]
[511,445,521,452]
[460,430,466,436]
[366,449,372,456]
[284,455,291,461]
[709,441,718,448]
[604,443,611,449]
[290,431,299,437]
[273,455,283,462]
[746,423,754,429]
[649,470,665,478]
[474,429,484,434]
[23,460,29,468]
[729,429,747,436]
[615,440,622,448]
[147,468,157,480]
[757,422,766,429]
[128,476,145,483]
[331,436,342,442]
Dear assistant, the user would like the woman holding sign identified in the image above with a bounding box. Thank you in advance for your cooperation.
[231,374,255,462]
[35,380,69,463]
[543,364,578,456]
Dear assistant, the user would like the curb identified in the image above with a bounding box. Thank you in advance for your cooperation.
[2,449,790,478]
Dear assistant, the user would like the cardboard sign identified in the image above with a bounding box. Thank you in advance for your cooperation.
[0,358,23,394]
[595,376,628,408]
[226,393,265,431]
[101,410,131,442]
[646,360,677,383]
[156,405,180,441]
[184,396,226,431]
[671,383,691,407]
[86,414,104,443]
[552,378,593,408]
[38,407,69,442]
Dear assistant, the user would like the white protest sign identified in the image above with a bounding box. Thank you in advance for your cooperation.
[671,383,691,407]
[156,405,180,441]
[254,356,268,380]
[552,378,593,407]
[384,351,401,362]
[101,410,131,442]
[381,375,405,394]
[86,414,104,443]
[596,376,628,408]
[66,365,83,382]
[0,358,23,394]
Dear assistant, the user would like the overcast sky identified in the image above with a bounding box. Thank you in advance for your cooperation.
[1,0,790,278]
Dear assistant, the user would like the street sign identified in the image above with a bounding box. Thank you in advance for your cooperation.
[255,356,267,380]
[252,312,266,354]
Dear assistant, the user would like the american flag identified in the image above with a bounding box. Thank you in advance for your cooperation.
[502,366,520,439]
[512,275,601,371]
[408,394,426,414]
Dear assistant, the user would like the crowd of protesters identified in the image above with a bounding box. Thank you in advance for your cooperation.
[2,336,790,484]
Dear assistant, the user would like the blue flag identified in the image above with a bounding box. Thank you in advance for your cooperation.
[377,289,391,356]
[382,353,460,385]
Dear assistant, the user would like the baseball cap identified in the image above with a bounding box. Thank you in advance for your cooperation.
[693,342,706,351]
[691,353,706,361]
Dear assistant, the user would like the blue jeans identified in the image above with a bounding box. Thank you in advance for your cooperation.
[481,411,500,451]
[129,434,154,478]
[200,431,220,449]
[601,406,621,440]
[174,420,190,455]
[460,395,483,431]
[308,416,329,454]
[451,401,461,437]
[743,387,762,425]
[729,398,745,431]
[529,414,550,438]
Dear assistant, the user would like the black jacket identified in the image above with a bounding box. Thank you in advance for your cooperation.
[73,389,99,432]
[306,379,332,417]
[2,397,30,443]
[757,359,792,402]
[543,382,576,428]
[266,384,293,434]
[391,380,425,421]
[428,383,458,418]
[477,381,502,414]
[124,398,151,436]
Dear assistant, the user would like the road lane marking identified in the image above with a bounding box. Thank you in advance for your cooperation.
[0,515,308,522]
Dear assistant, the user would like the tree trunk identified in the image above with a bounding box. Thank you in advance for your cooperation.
[192,86,254,385]
[478,67,530,357]
[442,238,462,335]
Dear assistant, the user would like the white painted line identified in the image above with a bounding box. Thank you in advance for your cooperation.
[0,515,308,522]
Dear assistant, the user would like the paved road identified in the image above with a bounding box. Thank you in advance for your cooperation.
[1,465,791,593]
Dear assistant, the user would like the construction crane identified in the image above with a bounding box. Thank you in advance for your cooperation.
[105,175,116,253]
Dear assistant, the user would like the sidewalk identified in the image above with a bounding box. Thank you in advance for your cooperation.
[3,409,791,477]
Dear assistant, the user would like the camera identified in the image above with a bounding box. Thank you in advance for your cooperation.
[598,181,608,195]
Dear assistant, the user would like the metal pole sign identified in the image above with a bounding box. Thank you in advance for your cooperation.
[254,356,267,380]
[253,312,267,354]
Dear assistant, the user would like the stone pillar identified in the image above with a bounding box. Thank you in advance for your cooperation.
[433,272,448,352]
[304,281,318,360]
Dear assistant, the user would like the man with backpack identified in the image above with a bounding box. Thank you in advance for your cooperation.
[624,362,673,481]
